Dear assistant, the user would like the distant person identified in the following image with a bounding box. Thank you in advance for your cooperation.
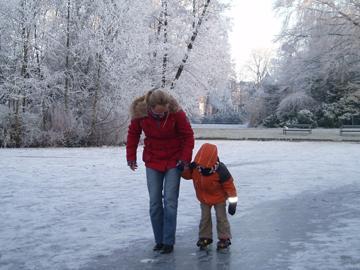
[182,143,237,250]
[126,89,194,254]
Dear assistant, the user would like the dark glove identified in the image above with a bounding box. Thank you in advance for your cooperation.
[228,202,237,216]
[127,160,138,171]
[189,162,197,169]
[176,160,186,172]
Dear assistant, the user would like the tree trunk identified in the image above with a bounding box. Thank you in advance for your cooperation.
[150,18,161,87]
[170,0,211,89]
[14,100,21,147]
[22,96,26,113]
[150,5,164,87]
[161,0,168,88]
[34,23,41,77]
[192,0,197,29]
[20,0,30,115]
[21,29,30,79]
[20,0,30,79]
[41,98,46,130]
[90,53,102,145]
[64,0,71,113]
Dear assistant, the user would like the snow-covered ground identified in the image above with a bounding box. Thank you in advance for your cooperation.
[191,124,248,129]
[0,140,359,270]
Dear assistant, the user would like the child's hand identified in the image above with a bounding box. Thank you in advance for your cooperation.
[228,197,238,215]
[176,160,186,171]
[189,162,197,169]
[228,203,237,215]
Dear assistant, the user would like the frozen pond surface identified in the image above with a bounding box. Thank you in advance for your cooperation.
[0,140,359,269]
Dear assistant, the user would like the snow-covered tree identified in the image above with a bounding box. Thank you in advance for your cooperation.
[0,0,233,147]
[273,0,360,126]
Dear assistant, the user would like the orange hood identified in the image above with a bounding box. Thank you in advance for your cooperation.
[194,143,218,168]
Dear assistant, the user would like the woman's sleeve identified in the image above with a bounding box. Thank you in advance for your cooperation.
[126,118,142,162]
[175,110,195,163]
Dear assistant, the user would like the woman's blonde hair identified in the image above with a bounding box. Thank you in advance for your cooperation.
[145,89,172,108]
[130,88,180,119]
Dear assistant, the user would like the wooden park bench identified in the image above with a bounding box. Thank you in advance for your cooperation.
[283,124,312,135]
[340,125,360,135]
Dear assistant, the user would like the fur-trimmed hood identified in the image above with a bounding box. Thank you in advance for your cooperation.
[130,93,181,119]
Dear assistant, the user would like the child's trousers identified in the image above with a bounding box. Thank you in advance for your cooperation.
[199,202,231,240]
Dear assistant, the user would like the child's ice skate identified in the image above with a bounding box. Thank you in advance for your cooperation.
[196,238,213,250]
[216,239,231,251]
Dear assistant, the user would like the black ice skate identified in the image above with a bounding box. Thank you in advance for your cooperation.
[196,238,213,250]
[153,243,164,251]
[216,239,231,250]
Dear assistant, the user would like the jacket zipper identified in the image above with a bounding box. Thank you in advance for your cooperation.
[154,113,169,128]
[162,112,169,128]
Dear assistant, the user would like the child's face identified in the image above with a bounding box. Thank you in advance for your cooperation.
[198,166,213,176]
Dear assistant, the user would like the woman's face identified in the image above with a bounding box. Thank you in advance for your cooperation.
[151,104,169,118]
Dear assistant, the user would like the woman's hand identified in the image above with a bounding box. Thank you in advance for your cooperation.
[127,161,138,171]
[176,160,188,172]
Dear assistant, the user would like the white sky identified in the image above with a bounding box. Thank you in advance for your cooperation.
[225,0,282,76]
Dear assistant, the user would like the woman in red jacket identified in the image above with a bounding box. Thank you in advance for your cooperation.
[126,89,194,254]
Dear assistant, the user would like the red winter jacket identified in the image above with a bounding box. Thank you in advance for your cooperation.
[126,94,194,172]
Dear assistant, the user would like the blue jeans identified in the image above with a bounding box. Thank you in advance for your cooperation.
[146,167,181,246]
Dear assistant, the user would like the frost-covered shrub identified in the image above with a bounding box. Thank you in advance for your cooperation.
[281,118,299,126]
[276,92,317,126]
[21,112,42,147]
[296,109,317,127]
[245,96,266,127]
[201,111,243,124]
[316,103,337,127]
[278,110,316,127]
[46,106,87,147]
[316,92,360,127]
[0,105,25,147]
[262,114,280,127]
[0,105,12,147]
[0,104,90,147]
[277,92,316,119]
[338,112,354,125]
[190,116,202,124]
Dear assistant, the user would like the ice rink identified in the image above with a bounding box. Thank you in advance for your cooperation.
[1,140,359,269]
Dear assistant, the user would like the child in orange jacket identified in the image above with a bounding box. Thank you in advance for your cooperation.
[182,143,238,250]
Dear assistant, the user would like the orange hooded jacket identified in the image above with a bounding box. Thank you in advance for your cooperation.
[182,143,237,205]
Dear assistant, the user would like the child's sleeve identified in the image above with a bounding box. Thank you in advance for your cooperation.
[222,176,237,198]
[218,162,237,198]
[181,167,193,180]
